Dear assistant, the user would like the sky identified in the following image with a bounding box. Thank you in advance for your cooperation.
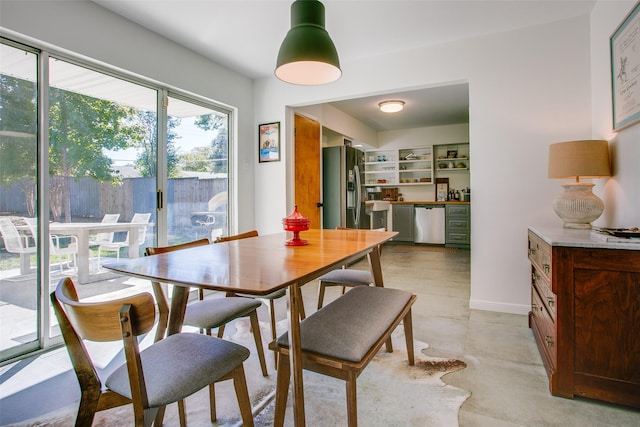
[106,118,215,165]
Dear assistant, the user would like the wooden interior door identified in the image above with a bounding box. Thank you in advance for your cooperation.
[294,114,321,228]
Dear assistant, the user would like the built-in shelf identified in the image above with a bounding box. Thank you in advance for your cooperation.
[365,147,433,186]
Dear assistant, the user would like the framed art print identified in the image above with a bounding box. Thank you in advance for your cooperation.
[611,2,640,130]
[258,122,280,162]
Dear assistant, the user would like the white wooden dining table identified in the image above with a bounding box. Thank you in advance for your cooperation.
[103,228,396,426]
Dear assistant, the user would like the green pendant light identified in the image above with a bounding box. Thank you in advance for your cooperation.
[275,0,341,85]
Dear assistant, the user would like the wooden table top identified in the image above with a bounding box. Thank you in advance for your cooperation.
[104,229,397,295]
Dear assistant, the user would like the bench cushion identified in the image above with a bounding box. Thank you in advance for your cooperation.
[318,269,373,286]
[276,286,412,362]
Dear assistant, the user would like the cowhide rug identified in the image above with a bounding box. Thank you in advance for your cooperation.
[8,320,470,427]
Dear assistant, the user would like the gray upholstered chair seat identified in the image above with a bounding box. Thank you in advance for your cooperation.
[106,332,250,407]
[277,286,412,362]
[183,296,261,329]
[318,269,373,286]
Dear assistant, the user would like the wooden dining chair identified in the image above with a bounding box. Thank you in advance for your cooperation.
[316,227,386,309]
[51,277,254,427]
[146,238,268,423]
[214,230,306,368]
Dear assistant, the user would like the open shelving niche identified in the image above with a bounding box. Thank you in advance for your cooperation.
[434,143,470,174]
[364,147,433,187]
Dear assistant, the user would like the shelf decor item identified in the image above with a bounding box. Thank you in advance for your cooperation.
[611,1,640,130]
[259,122,280,163]
[548,140,611,229]
[283,205,310,246]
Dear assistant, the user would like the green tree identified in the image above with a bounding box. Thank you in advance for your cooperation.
[134,112,180,178]
[0,74,38,215]
[181,145,213,172]
[48,87,142,221]
[194,113,228,174]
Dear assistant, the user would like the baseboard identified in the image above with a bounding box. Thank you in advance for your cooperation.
[469,299,530,316]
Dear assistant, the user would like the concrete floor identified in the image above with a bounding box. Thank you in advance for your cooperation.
[1,244,639,426]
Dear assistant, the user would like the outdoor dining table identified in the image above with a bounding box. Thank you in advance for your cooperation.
[103,228,397,427]
[49,221,153,284]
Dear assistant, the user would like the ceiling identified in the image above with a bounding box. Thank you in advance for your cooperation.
[91,0,595,131]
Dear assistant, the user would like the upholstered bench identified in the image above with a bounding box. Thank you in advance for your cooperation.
[269,285,416,427]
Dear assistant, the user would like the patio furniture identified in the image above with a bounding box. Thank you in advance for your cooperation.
[97,213,150,263]
[89,213,120,246]
[0,217,37,274]
[24,217,79,272]
[192,191,227,239]
[51,277,254,427]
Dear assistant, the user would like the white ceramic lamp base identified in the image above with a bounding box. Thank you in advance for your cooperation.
[552,182,604,229]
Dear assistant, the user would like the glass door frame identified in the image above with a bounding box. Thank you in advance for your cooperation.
[1,36,235,364]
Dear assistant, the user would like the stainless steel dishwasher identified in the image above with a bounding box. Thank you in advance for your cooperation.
[414,205,445,244]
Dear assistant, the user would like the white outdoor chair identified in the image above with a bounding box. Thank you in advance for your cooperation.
[0,217,35,254]
[0,217,36,274]
[89,213,120,246]
[24,217,78,272]
[97,213,151,263]
[196,192,227,239]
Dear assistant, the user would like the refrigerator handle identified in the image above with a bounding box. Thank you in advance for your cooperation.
[354,164,361,226]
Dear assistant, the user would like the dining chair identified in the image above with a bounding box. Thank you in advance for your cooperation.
[214,230,307,368]
[51,277,254,427]
[97,212,150,263]
[24,217,78,272]
[146,238,268,423]
[316,227,386,309]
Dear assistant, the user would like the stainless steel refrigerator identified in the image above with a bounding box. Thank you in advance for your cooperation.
[322,145,370,229]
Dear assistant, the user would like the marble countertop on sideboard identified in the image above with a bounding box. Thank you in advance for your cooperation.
[389,201,470,205]
[529,226,640,251]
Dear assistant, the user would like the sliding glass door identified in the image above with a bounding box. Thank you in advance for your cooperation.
[166,95,229,246]
[0,37,232,363]
[0,42,39,359]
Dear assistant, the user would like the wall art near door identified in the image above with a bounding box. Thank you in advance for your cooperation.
[259,121,280,162]
[611,2,640,130]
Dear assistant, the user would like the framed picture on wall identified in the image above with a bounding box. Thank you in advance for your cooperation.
[611,2,640,130]
[436,177,449,201]
[258,122,280,162]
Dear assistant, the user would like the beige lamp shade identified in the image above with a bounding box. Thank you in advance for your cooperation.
[547,139,611,229]
[548,140,611,180]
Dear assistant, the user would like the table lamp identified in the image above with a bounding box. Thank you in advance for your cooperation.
[548,140,611,229]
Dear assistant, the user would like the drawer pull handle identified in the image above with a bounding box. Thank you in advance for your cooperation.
[529,248,536,255]
[547,298,554,308]
[544,336,554,347]
[532,303,538,311]
[543,264,550,274]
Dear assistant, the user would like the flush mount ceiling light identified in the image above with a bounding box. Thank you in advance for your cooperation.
[275,0,341,85]
[378,100,405,113]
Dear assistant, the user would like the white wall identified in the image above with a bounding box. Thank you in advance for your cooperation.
[591,1,640,228]
[4,1,635,315]
[0,0,256,232]
[255,16,593,314]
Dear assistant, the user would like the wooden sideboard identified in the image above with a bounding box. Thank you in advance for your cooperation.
[528,227,640,408]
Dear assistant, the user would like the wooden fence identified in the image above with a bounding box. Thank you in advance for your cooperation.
[0,176,227,237]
